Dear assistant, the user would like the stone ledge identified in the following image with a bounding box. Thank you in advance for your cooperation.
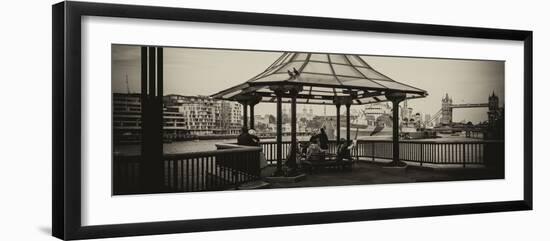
[237,180,271,190]
[380,164,408,174]
[264,173,307,183]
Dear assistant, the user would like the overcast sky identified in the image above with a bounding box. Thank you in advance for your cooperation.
[112,45,504,123]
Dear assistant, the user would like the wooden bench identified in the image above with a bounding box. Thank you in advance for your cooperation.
[301,152,354,173]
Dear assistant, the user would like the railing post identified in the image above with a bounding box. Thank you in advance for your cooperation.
[371,141,375,162]
[420,143,424,166]
[462,144,466,168]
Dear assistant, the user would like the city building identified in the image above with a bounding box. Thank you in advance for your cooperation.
[253,114,271,132]
[164,95,221,136]
[113,93,243,143]
[164,94,242,135]
[220,101,243,134]
[113,93,142,143]
[298,106,315,121]
[425,113,432,127]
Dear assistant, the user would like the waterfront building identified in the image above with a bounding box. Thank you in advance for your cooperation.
[253,115,271,132]
[164,95,221,135]
[164,94,242,135]
[425,114,432,127]
[298,106,315,121]
[400,100,414,122]
[113,93,142,143]
[220,101,242,134]
[113,93,243,143]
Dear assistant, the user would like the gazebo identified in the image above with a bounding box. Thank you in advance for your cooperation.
[211,52,428,175]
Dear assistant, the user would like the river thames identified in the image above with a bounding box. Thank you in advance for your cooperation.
[114,134,483,156]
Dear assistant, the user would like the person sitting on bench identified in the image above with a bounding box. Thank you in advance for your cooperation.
[306,138,322,160]
[336,138,354,162]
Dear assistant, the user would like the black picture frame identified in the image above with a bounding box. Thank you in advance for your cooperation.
[52,1,533,240]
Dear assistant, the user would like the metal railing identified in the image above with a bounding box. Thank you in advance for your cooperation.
[113,145,262,194]
[259,139,504,167]
[113,139,503,194]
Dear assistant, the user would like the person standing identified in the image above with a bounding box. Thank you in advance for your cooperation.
[318,127,329,150]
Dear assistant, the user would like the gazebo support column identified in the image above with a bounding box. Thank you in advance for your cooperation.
[274,91,284,176]
[345,102,351,142]
[249,104,255,129]
[240,101,248,129]
[247,96,261,130]
[386,92,407,166]
[336,103,341,145]
[288,89,298,169]
[140,46,164,192]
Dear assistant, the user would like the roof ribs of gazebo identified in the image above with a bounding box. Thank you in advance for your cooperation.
[211,52,428,105]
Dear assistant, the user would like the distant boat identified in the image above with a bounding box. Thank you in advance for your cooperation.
[339,125,392,137]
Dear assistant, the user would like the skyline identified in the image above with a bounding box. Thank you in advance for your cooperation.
[112,45,504,123]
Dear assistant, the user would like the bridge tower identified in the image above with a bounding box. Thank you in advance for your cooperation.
[488,91,499,124]
[441,93,453,125]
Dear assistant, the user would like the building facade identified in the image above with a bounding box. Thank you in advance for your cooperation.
[440,93,453,126]
[487,91,500,125]
[164,94,242,135]
[220,101,243,134]
[164,95,221,136]
[113,93,142,143]
[113,93,243,143]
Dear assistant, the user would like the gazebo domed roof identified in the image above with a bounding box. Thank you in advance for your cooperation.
[212,52,427,105]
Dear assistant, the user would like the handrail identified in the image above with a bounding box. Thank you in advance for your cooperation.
[256,139,503,168]
[114,145,262,160]
[256,139,504,145]
[113,143,262,194]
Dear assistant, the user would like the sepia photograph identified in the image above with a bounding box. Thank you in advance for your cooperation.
[48,2,535,240]
[112,45,505,195]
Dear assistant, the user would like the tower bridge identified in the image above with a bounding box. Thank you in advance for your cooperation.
[450,103,489,109]
[427,92,500,127]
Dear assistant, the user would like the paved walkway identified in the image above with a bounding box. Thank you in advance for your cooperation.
[261,160,501,189]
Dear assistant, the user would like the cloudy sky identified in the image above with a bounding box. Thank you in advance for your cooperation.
[112,45,504,123]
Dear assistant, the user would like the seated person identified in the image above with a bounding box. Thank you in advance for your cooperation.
[336,138,355,161]
[299,142,310,158]
[237,127,259,147]
[237,127,250,146]
[306,139,322,160]
[248,129,260,146]
[309,129,319,144]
